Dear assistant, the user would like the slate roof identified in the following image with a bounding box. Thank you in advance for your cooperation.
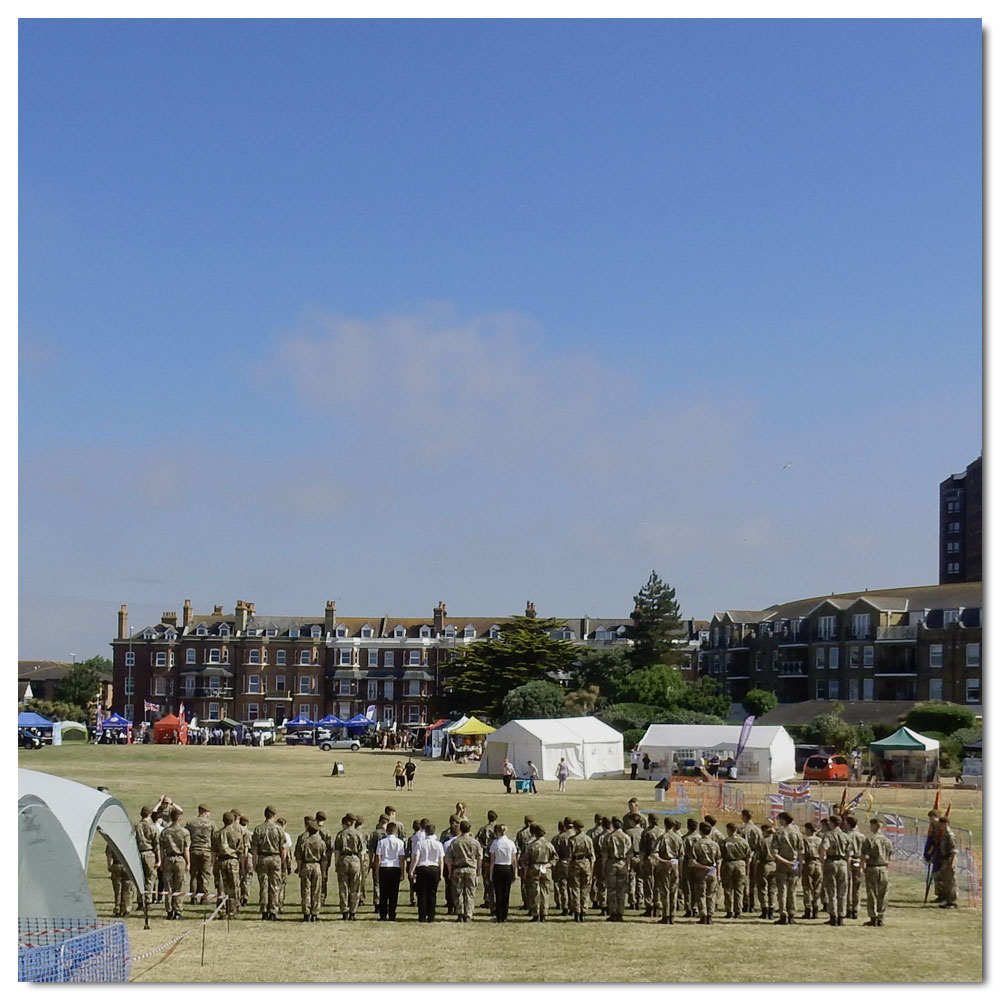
[756,700,916,727]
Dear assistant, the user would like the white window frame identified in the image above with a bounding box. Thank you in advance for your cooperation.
[929,644,944,669]
[367,648,380,667]
[384,680,394,701]
[863,678,874,701]
[218,624,231,637]
[336,625,348,638]
[361,625,374,638]
[299,676,311,695]
[407,679,421,697]
[946,541,961,553]
[248,649,261,664]
[299,704,312,720]
[125,651,135,668]
[863,645,874,668]
[419,625,431,638]
[384,651,395,668]
[943,609,960,625]
[946,562,960,575]
[829,648,840,670]
[185,648,196,664]
[407,650,420,666]
[818,616,836,640]
[208,702,220,720]
[247,703,260,720]
[849,646,861,669]
[849,678,859,701]
[153,676,166,696]
[248,675,261,694]
[339,679,352,696]
[196,625,208,636]
[966,678,981,704]
[275,674,286,692]
[299,650,312,665]
[124,704,134,721]
[367,680,378,701]
[383,705,395,725]
[407,705,420,724]
[966,643,980,668]
[929,678,944,701]
[444,625,456,638]
[311,626,322,639]
[815,648,826,670]
[947,521,961,533]
[829,679,839,700]
[125,676,135,696]
[209,648,221,664]
[394,626,406,639]
[463,625,476,639]
[276,650,286,666]
[208,675,220,692]
[851,614,870,639]
[155,651,167,667]
[338,648,351,666]
[289,628,300,638]
[184,676,195,695]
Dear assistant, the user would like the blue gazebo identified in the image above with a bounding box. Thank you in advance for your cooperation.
[284,714,314,728]
[101,712,132,730]
[317,714,345,727]
[18,711,54,729]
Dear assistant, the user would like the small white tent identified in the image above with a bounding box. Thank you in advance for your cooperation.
[18,769,144,920]
[637,724,796,783]
[478,717,624,780]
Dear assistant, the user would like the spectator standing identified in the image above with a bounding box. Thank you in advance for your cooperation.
[489,823,518,922]
[502,757,516,794]
[404,759,417,790]
[556,758,569,792]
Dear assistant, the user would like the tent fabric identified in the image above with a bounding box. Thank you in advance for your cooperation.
[478,717,624,780]
[317,714,345,726]
[153,713,189,744]
[18,711,54,727]
[101,712,132,729]
[448,716,496,736]
[284,715,314,727]
[868,726,940,751]
[636,724,797,783]
[18,769,145,919]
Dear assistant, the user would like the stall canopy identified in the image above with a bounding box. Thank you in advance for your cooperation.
[101,712,132,729]
[637,724,796,783]
[18,711,54,728]
[448,717,496,736]
[479,717,624,780]
[153,713,189,744]
[55,721,89,744]
[345,714,375,727]
[318,714,345,726]
[284,714,314,728]
[868,726,940,751]
[868,726,940,782]
[19,768,144,920]
[219,717,241,729]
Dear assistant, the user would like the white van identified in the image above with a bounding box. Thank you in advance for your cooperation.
[252,719,276,745]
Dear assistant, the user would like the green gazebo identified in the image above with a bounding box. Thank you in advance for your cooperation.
[868,726,940,783]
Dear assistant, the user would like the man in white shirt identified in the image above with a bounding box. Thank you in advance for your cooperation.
[374,822,407,921]
[409,823,445,922]
[488,823,519,922]
[630,748,642,780]
[502,758,516,794]
[524,761,539,795]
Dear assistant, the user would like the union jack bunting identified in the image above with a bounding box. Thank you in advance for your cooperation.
[777,781,811,799]
[768,794,784,821]
[812,799,831,822]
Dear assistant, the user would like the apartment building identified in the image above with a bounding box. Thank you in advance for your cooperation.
[939,455,982,584]
[111,599,636,726]
[699,582,982,708]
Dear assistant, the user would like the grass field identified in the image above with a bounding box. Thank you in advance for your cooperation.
[19,744,983,983]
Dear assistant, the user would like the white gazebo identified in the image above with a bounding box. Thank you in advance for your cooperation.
[478,717,624,780]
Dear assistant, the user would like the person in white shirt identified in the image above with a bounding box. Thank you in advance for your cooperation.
[374,822,407,921]
[409,823,445,922]
[502,758,517,794]
[631,748,642,779]
[524,761,539,794]
[488,823,519,922]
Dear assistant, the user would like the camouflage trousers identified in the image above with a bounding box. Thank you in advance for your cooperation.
[240,862,253,906]
[864,866,889,920]
[450,868,478,918]
[627,858,645,909]
[849,861,863,912]
[567,860,592,915]
[639,858,656,910]
[256,855,283,916]
[688,867,718,918]
[823,859,849,918]
[217,858,240,916]
[801,860,823,912]
[755,860,776,913]
[654,860,680,917]
[162,857,187,916]
[592,861,607,909]
[337,856,363,915]
[110,865,133,917]
[553,861,569,912]
[721,860,747,916]
[774,864,799,918]
[190,851,213,897]
[139,850,158,906]
[524,867,553,918]
[605,861,628,917]
[300,862,322,916]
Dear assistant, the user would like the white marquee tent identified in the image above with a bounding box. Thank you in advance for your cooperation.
[18,769,144,920]
[478,717,624,781]
[637,724,796,783]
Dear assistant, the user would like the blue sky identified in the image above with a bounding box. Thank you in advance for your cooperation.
[19,18,982,661]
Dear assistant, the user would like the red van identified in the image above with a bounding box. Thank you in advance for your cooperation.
[802,754,850,781]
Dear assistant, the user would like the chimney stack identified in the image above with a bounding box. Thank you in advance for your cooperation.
[161,611,178,626]
[235,600,250,632]
[118,605,128,641]
[433,601,447,633]
[325,600,337,634]
[213,605,223,616]
[525,601,537,619]
[183,599,193,628]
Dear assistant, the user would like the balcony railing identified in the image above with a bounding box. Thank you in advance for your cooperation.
[186,686,234,699]
[876,625,919,642]
[777,662,808,676]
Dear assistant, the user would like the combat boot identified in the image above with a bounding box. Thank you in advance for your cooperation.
[774,914,788,925]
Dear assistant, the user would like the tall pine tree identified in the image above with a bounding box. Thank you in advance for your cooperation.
[626,571,687,670]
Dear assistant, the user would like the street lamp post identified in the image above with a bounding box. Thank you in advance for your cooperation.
[128,627,134,724]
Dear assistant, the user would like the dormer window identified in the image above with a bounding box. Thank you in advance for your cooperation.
[595,627,609,640]
[488,625,501,640]
[419,625,432,638]
[289,628,300,638]
[394,626,406,639]
[164,628,177,640]
[266,628,278,637]
[143,629,156,640]
[218,624,231,637]
[335,625,348,638]
[196,625,208,637]
[361,625,374,638]
[246,628,261,637]
[310,625,322,639]
[463,625,476,639]
[444,625,456,638]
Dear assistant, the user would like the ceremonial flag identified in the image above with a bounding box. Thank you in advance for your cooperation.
[144,700,159,713]
[95,704,104,737]
[846,791,865,812]
[812,800,830,822]
[839,786,848,812]
[735,715,755,761]
[883,814,904,839]
[768,794,783,822]
[179,702,186,724]
[778,781,811,799]
[933,789,941,812]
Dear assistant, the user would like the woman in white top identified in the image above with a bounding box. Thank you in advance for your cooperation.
[488,824,518,922]
[556,758,569,792]
[374,822,407,921]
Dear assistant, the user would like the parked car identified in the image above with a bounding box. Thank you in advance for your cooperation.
[251,720,276,745]
[285,728,332,746]
[795,744,833,772]
[319,736,361,752]
[18,727,43,750]
[802,753,850,781]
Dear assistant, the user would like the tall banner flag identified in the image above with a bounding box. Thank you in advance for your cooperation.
[179,702,186,725]
[882,814,904,841]
[365,704,377,722]
[735,715,756,761]
[95,704,104,739]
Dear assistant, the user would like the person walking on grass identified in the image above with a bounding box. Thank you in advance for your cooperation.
[556,757,569,792]
[404,759,417,790]
[502,757,516,794]
[524,760,539,794]
[393,760,406,789]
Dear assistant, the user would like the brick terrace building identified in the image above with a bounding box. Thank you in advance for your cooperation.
[111,599,647,727]
[940,455,982,584]
[699,582,982,709]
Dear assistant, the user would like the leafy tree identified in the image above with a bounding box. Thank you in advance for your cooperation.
[442,615,577,718]
[57,656,110,709]
[742,687,778,718]
[855,723,875,749]
[651,707,726,725]
[626,571,688,670]
[24,698,87,723]
[905,702,977,736]
[500,681,568,724]
[621,728,646,751]
[806,704,857,753]
[676,675,731,719]
[597,702,664,734]
[950,726,983,751]
[571,647,632,704]
[618,664,687,708]
[563,685,600,717]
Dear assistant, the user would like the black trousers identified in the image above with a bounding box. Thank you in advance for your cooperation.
[492,865,514,921]
[415,866,441,922]
[378,867,402,920]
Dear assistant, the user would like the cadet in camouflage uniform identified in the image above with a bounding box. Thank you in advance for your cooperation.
[315,811,332,906]
[754,822,777,919]
[475,811,499,914]
[367,815,388,913]
[552,819,572,916]
[593,816,613,914]
[844,815,865,920]
[106,844,133,917]
[821,814,851,925]
[295,817,326,921]
[688,821,722,924]
[738,809,762,912]
[133,806,160,909]
[334,814,366,920]
[514,816,534,910]
[251,806,286,920]
[680,817,700,916]
[800,822,824,919]
[603,817,632,922]
[445,819,483,922]
[639,815,664,916]
[522,824,559,921]
[567,819,595,922]
[654,818,684,923]
[158,807,190,919]
[186,804,216,898]
[720,822,750,919]
[585,813,603,909]
[771,811,805,924]
[860,817,893,926]
[237,813,253,906]
[936,816,958,908]
[212,811,244,916]
[622,804,646,910]
[276,817,293,914]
